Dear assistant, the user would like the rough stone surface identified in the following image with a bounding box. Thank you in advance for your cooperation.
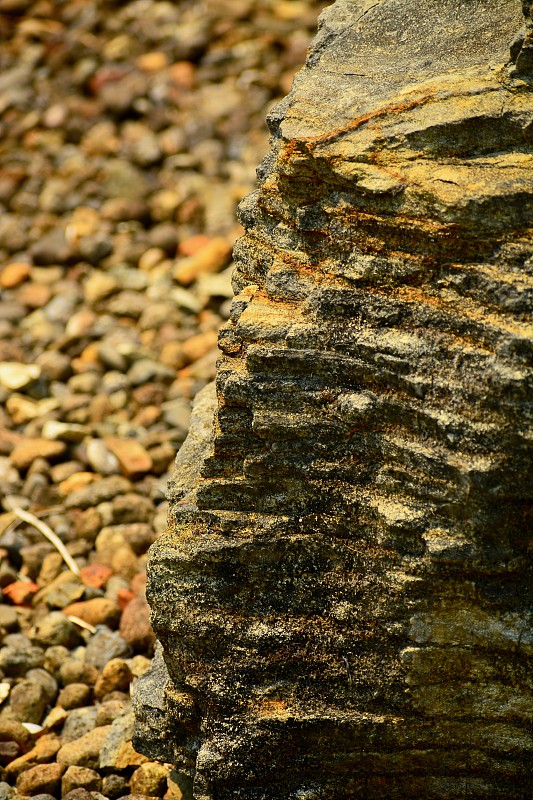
[135,1,533,799]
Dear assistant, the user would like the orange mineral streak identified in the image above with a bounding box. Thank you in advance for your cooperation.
[281,90,438,159]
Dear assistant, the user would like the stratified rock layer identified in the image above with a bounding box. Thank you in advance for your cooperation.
[134,1,533,798]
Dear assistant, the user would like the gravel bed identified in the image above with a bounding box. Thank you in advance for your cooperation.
[0,1,327,798]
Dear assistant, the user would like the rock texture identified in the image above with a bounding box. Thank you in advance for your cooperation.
[134,1,533,798]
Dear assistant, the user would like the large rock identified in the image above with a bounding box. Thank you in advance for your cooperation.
[134,1,533,798]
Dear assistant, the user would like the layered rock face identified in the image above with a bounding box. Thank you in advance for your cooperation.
[134,1,533,798]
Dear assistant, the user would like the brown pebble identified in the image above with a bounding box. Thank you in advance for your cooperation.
[62,787,94,800]
[56,725,112,769]
[17,282,52,308]
[16,761,66,796]
[94,698,131,727]
[5,733,61,779]
[119,594,155,654]
[0,262,31,288]
[130,762,169,797]
[2,580,39,605]
[62,597,121,629]
[104,437,153,477]
[59,661,99,687]
[172,237,232,284]
[10,438,67,471]
[61,764,102,795]
[58,472,98,496]
[94,658,133,700]
[57,683,93,710]
[136,51,169,72]
[79,563,113,589]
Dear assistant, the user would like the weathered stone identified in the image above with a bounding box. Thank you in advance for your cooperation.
[134,2,533,798]
[57,726,112,769]
[60,707,98,745]
[57,683,93,710]
[5,734,61,779]
[61,765,102,795]
[16,762,65,796]
[84,628,131,671]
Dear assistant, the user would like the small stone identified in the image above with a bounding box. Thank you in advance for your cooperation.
[104,438,153,478]
[4,733,61,779]
[57,684,93,710]
[0,363,41,391]
[127,655,152,679]
[119,524,157,556]
[94,659,133,701]
[58,662,99,688]
[94,698,130,727]
[7,679,49,724]
[127,359,174,387]
[58,472,98,496]
[24,670,58,706]
[85,439,120,476]
[42,706,68,731]
[97,342,128,372]
[180,330,218,365]
[119,595,155,654]
[41,421,89,442]
[136,51,168,72]
[16,762,66,796]
[57,725,111,769]
[32,612,80,648]
[31,230,71,265]
[138,248,166,272]
[84,628,131,671]
[0,782,14,799]
[62,788,93,800]
[42,645,71,677]
[83,272,119,305]
[158,341,186,370]
[95,527,138,578]
[20,543,53,581]
[62,598,120,629]
[0,720,32,752]
[64,476,131,510]
[172,237,232,284]
[61,707,98,745]
[0,635,45,677]
[0,606,18,632]
[130,762,169,797]
[100,712,147,769]
[160,399,191,432]
[61,765,102,795]
[105,576,131,605]
[37,552,64,588]
[36,573,84,610]
[35,350,71,382]
[0,263,31,289]
[2,581,39,606]
[111,494,153,525]
[102,773,128,799]
[18,283,53,309]
[10,440,66,471]
[79,564,113,590]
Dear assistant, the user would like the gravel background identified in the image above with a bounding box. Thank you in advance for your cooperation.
[0,1,327,798]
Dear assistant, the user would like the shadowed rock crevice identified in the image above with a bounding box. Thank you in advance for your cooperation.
[134,1,533,798]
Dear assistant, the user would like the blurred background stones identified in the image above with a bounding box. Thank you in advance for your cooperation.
[0,0,328,797]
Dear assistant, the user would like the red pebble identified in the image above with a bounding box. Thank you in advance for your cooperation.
[79,563,113,589]
[117,588,134,611]
[2,580,39,605]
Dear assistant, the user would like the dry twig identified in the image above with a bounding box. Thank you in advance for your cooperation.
[4,497,80,576]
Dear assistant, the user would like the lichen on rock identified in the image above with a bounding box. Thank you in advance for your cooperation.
[134,1,533,798]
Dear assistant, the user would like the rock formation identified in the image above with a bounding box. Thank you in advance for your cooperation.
[134,1,533,797]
